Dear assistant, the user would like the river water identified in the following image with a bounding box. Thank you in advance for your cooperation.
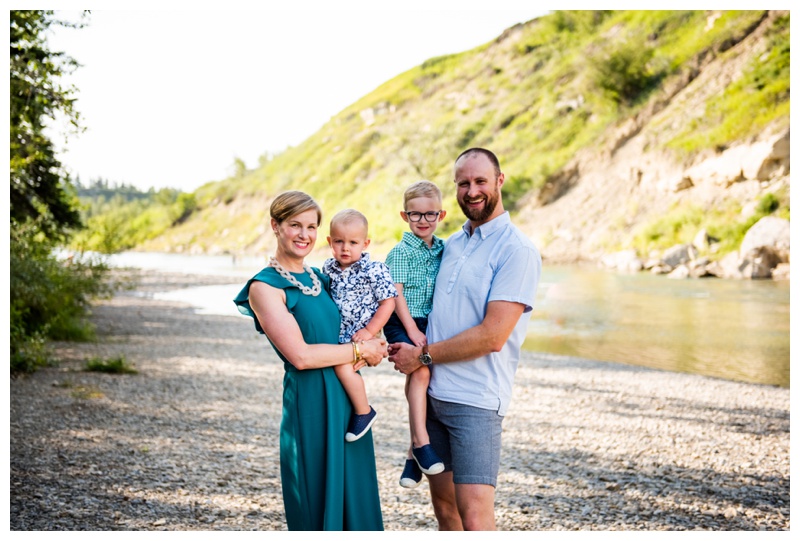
[105,252,790,388]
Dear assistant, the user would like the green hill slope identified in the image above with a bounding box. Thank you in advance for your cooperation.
[86,10,789,263]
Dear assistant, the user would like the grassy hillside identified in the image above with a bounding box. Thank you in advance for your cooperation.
[77,10,789,261]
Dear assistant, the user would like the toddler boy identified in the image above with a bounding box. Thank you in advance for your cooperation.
[323,209,397,442]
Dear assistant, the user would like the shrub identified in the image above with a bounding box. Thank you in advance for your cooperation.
[631,204,705,255]
[590,35,663,106]
[10,223,113,373]
[85,355,138,374]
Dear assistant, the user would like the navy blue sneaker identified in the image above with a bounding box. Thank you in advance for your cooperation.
[412,444,445,475]
[399,458,423,488]
[345,406,377,442]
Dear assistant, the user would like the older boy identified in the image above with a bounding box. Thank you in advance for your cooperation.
[384,180,447,487]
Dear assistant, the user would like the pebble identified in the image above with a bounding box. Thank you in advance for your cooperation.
[9,271,790,531]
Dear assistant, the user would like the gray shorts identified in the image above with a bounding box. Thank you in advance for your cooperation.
[426,395,504,487]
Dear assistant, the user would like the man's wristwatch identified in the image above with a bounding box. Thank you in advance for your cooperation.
[419,344,433,366]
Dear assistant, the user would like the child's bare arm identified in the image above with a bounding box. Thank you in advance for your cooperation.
[352,297,396,343]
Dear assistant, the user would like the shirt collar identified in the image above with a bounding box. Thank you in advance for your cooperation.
[402,231,444,252]
[324,252,371,274]
[461,211,511,239]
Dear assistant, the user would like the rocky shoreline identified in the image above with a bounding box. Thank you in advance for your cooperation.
[9,270,790,531]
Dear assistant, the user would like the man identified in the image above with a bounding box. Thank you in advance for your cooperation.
[388,148,541,530]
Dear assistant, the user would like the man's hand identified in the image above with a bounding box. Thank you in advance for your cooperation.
[387,342,421,375]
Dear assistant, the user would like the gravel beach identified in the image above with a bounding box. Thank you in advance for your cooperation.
[9,270,790,531]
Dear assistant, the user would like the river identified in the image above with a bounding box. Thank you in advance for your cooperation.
[105,251,790,388]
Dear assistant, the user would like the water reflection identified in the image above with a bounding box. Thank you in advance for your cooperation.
[527,265,790,388]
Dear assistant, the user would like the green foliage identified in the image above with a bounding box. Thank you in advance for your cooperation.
[632,204,706,254]
[10,11,117,374]
[502,175,534,212]
[708,190,790,254]
[75,177,152,203]
[589,35,662,106]
[10,223,113,373]
[70,184,198,253]
[549,10,612,35]
[632,188,790,257]
[70,385,105,400]
[517,10,611,53]
[85,355,138,374]
[755,192,779,215]
[10,10,85,234]
[668,13,788,154]
[456,121,487,149]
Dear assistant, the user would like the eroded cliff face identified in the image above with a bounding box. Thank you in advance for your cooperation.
[519,129,789,265]
[517,11,789,265]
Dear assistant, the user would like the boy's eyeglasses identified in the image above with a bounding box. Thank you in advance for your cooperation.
[406,211,441,222]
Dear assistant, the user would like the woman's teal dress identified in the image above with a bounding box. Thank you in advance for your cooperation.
[234,266,383,531]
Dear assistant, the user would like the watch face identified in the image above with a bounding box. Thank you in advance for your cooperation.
[420,353,432,366]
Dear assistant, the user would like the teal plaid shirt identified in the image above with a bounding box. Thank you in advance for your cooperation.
[385,232,444,318]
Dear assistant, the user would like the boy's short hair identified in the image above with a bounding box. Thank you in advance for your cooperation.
[330,208,369,234]
[403,180,442,210]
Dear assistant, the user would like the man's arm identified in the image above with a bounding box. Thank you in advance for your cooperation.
[388,300,526,374]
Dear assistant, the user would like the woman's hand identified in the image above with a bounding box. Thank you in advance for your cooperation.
[358,337,388,368]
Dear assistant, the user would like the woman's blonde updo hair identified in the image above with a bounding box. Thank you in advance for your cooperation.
[270,191,322,225]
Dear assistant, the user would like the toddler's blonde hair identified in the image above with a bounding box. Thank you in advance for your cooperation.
[330,208,369,234]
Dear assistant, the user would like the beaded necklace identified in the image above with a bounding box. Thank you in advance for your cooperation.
[268,256,321,296]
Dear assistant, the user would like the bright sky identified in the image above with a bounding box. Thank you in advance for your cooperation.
[41,1,549,192]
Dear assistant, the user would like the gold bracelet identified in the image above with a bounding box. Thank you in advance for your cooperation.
[352,341,362,365]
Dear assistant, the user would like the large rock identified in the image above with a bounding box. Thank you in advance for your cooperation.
[739,246,784,279]
[748,130,790,180]
[680,130,790,188]
[692,228,713,251]
[718,251,745,279]
[772,263,790,280]
[667,265,691,279]
[740,216,790,254]
[661,244,698,268]
[600,249,643,273]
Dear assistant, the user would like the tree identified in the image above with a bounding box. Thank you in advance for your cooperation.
[10,10,86,235]
[9,10,112,374]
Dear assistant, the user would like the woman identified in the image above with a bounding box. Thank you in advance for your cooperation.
[234,191,386,531]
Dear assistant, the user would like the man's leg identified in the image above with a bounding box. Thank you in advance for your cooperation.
[428,471,462,530]
[429,474,496,530]
[426,396,503,530]
[454,483,496,530]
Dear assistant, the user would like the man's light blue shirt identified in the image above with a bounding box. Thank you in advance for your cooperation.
[427,212,541,416]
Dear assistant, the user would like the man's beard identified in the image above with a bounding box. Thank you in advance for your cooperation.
[458,186,500,223]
